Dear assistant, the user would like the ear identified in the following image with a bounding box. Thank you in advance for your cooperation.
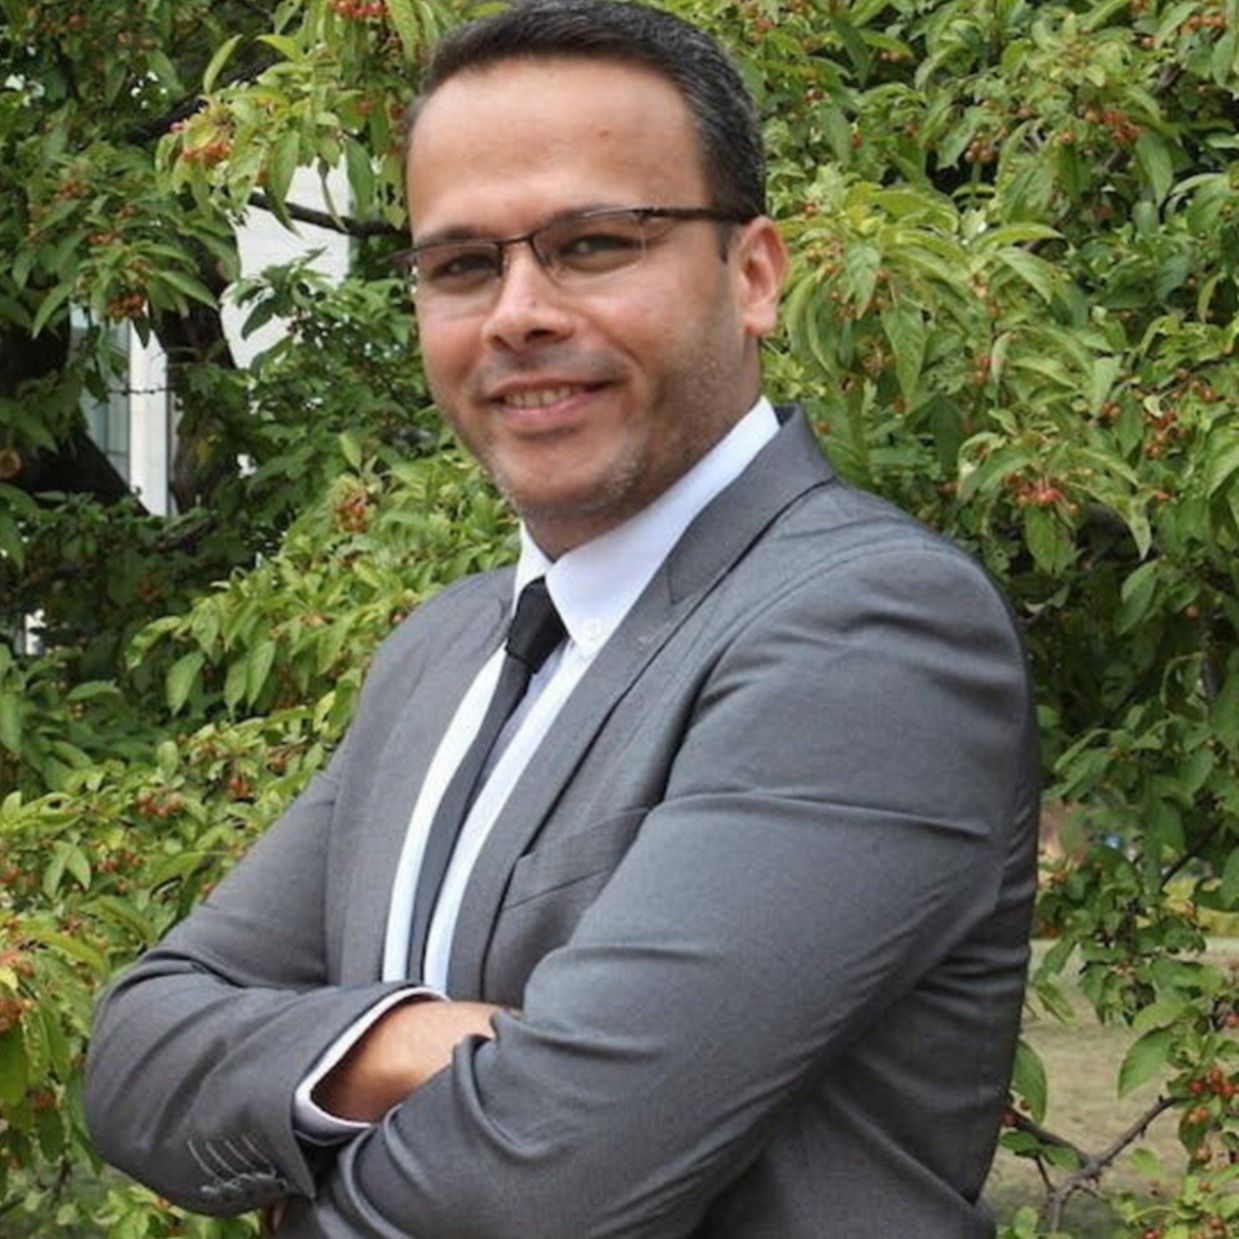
[733,216,789,339]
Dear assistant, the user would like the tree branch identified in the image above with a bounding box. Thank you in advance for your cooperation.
[1009,1110,1087,1160]
[1160,815,1227,891]
[247,192,405,239]
[1034,1094,1177,1231]
[125,55,278,144]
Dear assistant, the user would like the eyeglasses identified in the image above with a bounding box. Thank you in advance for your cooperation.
[393,205,751,310]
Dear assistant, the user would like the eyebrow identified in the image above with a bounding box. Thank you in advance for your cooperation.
[410,202,632,250]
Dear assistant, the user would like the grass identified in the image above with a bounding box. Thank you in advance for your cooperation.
[983,939,1239,1236]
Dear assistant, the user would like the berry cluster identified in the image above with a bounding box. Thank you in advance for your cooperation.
[334,491,371,533]
[1180,11,1228,34]
[1186,1064,1238,1102]
[0,993,33,1034]
[1143,406,1188,459]
[1081,106,1142,145]
[227,772,254,801]
[106,290,147,320]
[133,789,184,819]
[964,131,1005,164]
[331,0,387,18]
[1004,472,1075,510]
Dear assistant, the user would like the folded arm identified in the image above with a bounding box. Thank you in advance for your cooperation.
[280,546,1036,1238]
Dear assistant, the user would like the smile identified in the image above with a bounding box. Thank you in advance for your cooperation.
[502,386,585,409]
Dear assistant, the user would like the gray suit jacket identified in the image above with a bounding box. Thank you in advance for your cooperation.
[86,409,1039,1238]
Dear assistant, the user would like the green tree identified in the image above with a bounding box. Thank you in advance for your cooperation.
[1,2,1237,1235]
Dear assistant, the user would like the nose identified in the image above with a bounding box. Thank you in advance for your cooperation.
[481,242,575,351]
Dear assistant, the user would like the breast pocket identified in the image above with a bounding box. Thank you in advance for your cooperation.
[501,807,649,909]
[485,808,649,999]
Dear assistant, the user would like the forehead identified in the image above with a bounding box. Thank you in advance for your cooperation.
[406,57,708,231]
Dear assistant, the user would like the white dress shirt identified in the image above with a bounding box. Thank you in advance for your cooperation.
[294,398,778,1138]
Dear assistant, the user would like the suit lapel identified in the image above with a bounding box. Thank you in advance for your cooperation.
[447,409,835,995]
[339,583,510,982]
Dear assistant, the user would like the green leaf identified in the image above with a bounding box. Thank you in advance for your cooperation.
[1083,0,1135,31]
[24,928,109,977]
[344,138,375,216]
[40,1002,71,1079]
[1206,439,1239,498]
[1155,2,1198,45]
[1012,1039,1047,1123]
[1219,848,1239,910]
[1117,560,1160,632]
[155,268,218,309]
[1000,1130,1043,1156]
[64,844,91,891]
[247,639,277,705]
[31,282,72,338]
[1114,498,1152,561]
[202,33,244,94]
[819,105,852,163]
[993,248,1057,303]
[1128,1145,1163,1180]
[0,692,22,754]
[339,430,363,470]
[65,681,121,703]
[1023,505,1075,575]
[0,1027,27,1106]
[256,33,303,62]
[386,0,422,62]
[146,48,182,93]
[1088,355,1122,414]
[224,657,249,712]
[265,130,301,222]
[148,851,207,888]
[156,739,179,778]
[241,294,280,339]
[829,13,872,82]
[844,241,881,313]
[879,300,926,406]
[87,896,158,947]
[1118,1026,1173,1097]
[43,845,68,901]
[1135,131,1174,203]
[1131,996,1186,1035]
[1043,1143,1083,1170]
[166,650,205,715]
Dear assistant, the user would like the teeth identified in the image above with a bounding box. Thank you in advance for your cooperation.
[504,386,579,409]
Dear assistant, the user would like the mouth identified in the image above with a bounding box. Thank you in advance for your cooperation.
[500,385,588,410]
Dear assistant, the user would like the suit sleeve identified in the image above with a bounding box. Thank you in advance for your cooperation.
[280,543,1037,1238]
[83,575,509,1212]
[83,726,421,1213]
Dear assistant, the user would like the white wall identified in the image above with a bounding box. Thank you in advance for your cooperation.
[223,165,353,368]
[114,164,353,512]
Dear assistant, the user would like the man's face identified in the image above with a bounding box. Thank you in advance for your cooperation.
[406,57,786,557]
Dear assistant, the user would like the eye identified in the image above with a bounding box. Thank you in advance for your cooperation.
[552,222,645,273]
[420,245,501,290]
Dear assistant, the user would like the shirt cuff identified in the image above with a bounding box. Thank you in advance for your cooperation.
[292,987,443,1143]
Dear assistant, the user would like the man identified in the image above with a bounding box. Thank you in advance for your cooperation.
[85,2,1039,1236]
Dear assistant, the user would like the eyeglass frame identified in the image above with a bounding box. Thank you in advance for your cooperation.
[391,205,754,303]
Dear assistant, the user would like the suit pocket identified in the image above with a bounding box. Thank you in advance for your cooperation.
[485,808,649,1001]
[500,807,649,910]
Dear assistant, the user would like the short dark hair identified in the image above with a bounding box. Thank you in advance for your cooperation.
[408,0,766,219]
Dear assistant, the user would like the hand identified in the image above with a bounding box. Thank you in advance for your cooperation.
[313,999,505,1122]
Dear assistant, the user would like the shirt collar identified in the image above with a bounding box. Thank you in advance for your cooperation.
[514,397,778,656]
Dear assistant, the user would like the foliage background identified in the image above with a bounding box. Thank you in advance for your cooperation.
[1,0,1237,1235]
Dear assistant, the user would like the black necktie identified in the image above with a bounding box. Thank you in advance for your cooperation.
[408,577,566,973]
